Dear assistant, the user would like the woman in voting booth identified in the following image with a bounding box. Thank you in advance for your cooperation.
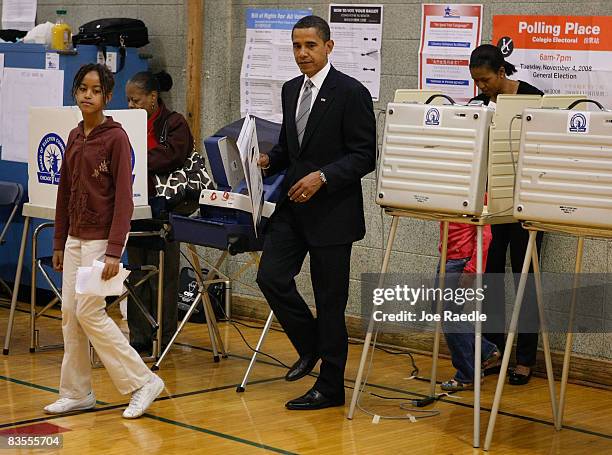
[469,44,544,385]
[125,71,193,354]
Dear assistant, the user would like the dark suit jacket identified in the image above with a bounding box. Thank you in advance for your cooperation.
[267,66,376,247]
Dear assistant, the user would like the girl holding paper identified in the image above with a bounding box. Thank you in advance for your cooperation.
[45,63,164,419]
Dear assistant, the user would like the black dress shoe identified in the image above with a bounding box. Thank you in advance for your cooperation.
[285,388,344,410]
[285,356,318,382]
[509,368,532,385]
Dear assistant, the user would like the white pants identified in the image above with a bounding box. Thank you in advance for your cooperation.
[59,236,153,398]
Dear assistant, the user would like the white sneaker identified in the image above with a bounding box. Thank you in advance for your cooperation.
[122,374,164,419]
[44,392,96,414]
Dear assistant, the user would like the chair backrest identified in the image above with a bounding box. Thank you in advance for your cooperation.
[0,181,24,245]
[0,181,23,207]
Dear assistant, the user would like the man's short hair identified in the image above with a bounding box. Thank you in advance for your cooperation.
[292,15,331,42]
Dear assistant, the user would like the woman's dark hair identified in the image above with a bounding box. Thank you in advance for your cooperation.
[72,63,115,102]
[469,44,516,76]
[292,15,331,42]
[128,70,173,94]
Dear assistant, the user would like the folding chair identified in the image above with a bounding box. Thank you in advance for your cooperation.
[29,222,165,363]
[0,181,24,299]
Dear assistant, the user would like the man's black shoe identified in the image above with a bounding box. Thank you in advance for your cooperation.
[285,388,344,410]
[285,356,318,382]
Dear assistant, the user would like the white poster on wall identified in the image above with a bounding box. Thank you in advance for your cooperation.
[1,0,36,31]
[240,8,311,123]
[1,68,64,163]
[328,4,383,100]
[419,4,483,102]
[27,107,148,209]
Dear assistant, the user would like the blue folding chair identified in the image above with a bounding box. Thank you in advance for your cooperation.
[0,181,24,298]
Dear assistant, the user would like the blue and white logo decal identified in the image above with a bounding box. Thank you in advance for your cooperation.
[37,133,66,185]
[567,112,589,133]
[424,107,441,126]
[130,145,136,184]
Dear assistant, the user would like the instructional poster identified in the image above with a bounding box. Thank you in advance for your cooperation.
[419,4,483,102]
[328,4,383,100]
[240,8,311,123]
[1,68,64,163]
[493,16,612,106]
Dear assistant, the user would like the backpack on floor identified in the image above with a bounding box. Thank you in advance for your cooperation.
[177,267,226,324]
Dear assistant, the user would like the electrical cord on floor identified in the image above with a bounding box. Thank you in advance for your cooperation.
[353,327,441,421]
[180,247,445,406]
[179,249,290,370]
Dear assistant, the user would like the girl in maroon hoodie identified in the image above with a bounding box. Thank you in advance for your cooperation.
[45,63,164,419]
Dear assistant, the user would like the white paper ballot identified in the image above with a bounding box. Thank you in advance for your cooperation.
[236,114,264,236]
[76,260,130,297]
[2,0,37,31]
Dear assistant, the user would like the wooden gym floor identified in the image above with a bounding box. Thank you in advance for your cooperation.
[0,301,611,454]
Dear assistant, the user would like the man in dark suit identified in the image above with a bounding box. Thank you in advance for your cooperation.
[256,15,376,410]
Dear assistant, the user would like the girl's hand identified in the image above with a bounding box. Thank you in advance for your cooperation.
[52,250,64,272]
[101,256,120,281]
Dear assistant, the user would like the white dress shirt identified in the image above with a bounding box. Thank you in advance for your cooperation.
[295,61,331,119]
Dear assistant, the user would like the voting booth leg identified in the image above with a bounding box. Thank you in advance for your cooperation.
[473,225,484,448]
[153,290,204,369]
[347,215,400,420]
[188,244,227,360]
[531,241,558,427]
[152,249,165,359]
[152,247,228,370]
[484,230,537,451]
[29,223,62,352]
[430,221,450,397]
[3,216,30,355]
[237,310,275,392]
[556,236,584,431]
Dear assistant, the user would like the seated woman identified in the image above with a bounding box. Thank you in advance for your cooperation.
[125,70,193,353]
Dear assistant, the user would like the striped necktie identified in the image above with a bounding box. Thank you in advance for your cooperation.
[296,79,314,146]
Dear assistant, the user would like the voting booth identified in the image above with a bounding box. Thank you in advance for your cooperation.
[482,97,611,451]
[350,91,591,449]
[486,95,543,219]
[3,107,152,355]
[153,116,285,370]
[376,99,493,216]
[514,102,612,229]
[351,92,494,448]
[0,43,148,292]
[27,107,149,208]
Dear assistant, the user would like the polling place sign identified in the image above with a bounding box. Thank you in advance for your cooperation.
[493,16,612,106]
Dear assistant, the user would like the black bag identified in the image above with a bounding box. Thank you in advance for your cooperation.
[177,267,226,324]
[72,18,149,48]
[153,115,214,216]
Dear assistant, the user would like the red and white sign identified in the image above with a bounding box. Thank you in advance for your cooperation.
[493,16,612,107]
[418,4,483,102]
